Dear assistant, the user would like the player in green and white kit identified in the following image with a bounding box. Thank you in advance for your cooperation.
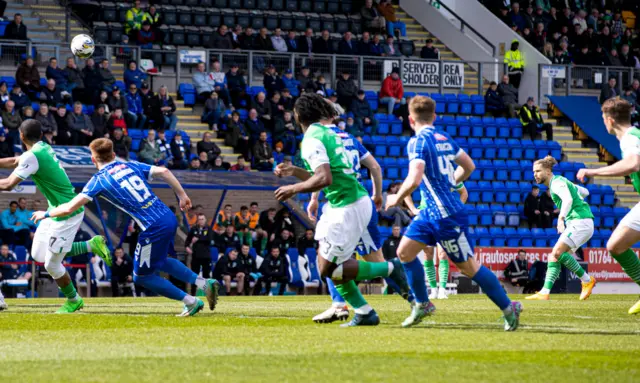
[274,93,407,326]
[578,99,640,314]
[526,156,597,301]
[0,120,110,313]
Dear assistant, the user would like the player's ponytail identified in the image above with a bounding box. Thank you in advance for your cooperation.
[535,155,557,170]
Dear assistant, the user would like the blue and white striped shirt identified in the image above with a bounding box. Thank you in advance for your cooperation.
[329,125,370,180]
[407,126,465,221]
[80,161,171,230]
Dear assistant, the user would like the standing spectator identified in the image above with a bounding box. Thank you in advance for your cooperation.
[520,97,552,140]
[539,189,557,229]
[82,58,101,101]
[110,248,134,297]
[98,59,116,92]
[599,77,619,104]
[136,21,156,48]
[217,248,245,296]
[378,0,406,37]
[379,67,405,115]
[53,106,72,144]
[138,129,165,165]
[351,90,378,134]
[485,81,506,117]
[255,246,288,295]
[67,101,95,145]
[45,58,70,95]
[0,131,14,159]
[382,225,402,261]
[314,30,334,54]
[338,31,358,55]
[524,185,542,228]
[5,13,27,40]
[2,101,22,145]
[36,102,58,136]
[263,65,285,99]
[185,213,214,295]
[225,111,249,159]
[123,60,147,90]
[91,104,108,139]
[298,28,314,56]
[210,24,234,50]
[253,131,274,171]
[230,155,251,171]
[336,71,358,110]
[504,39,525,89]
[15,56,40,98]
[107,107,127,135]
[209,60,231,107]
[170,133,190,169]
[281,69,300,98]
[361,0,386,33]
[382,35,402,57]
[497,74,520,117]
[505,249,530,291]
[125,83,146,129]
[125,0,144,38]
[10,85,29,112]
[259,207,278,245]
[271,27,287,52]
[155,85,177,131]
[420,38,439,59]
[285,30,299,52]
[297,229,317,255]
[202,91,227,131]
[139,82,156,115]
[192,62,215,100]
[65,58,85,104]
[0,201,30,246]
[40,79,67,109]
[381,182,412,228]
[226,63,249,108]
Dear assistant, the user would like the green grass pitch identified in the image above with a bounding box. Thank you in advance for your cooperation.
[1,294,639,382]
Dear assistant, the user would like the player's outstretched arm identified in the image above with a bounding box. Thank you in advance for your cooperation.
[275,164,332,202]
[151,166,192,211]
[31,195,91,224]
[361,155,383,210]
[453,150,475,185]
[0,173,23,191]
[274,163,311,181]
[577,154,640,182]
[0,157,19,169]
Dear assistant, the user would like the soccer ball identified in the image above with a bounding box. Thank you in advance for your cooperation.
[71,34,95,60]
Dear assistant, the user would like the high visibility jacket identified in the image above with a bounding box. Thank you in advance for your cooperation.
[504,49,525,71]
[125,7,144,34]
[214,210,232,231]
[519,105,542,126]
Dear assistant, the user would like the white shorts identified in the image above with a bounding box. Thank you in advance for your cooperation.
[31,212,84,263]
[558,218,594,252]
[619,202,640,232]
[315,196,374,265]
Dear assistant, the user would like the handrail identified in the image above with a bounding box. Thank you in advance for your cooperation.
[427,0,496,57]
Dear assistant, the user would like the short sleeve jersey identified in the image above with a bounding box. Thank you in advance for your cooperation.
[330,125,370,180]
[549,175,594,221]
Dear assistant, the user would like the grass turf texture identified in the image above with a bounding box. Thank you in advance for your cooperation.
[1,295,639,382]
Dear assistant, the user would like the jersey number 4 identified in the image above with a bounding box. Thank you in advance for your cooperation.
[437,154,456,185]
[120,175,151,203]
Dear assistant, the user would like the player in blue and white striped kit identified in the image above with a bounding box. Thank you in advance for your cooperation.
[31,138,220,316]
[385,96,523,331]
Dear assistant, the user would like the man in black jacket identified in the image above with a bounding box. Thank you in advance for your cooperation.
[215,225,241,254]
[497,74,519,117]
[239,244,258,295]
[382,225,402,261]
[297,28,314,55]
[5,13,27,40]
[271,229,296,255]
[186,213,214,295]
[217,248,245,295]
[599,77,619,104]
[420,39,439,60]
[351,90,378,133]
[111,247,134,297]
[297,229,317,256]
[539,189,557,229]
[226,63,249,108]
[255,246,289,295]
[519,96,552,140]
[504,249,530,292]
[313,30,334,54]
[336,71,358,110]
[338,31,357,56]
[253,131,274,171]
[0,130,13,159]
[523,185,541,229]
[210,24,235,50]
[358,32,372,55]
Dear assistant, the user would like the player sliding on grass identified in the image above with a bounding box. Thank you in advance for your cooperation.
[31,138,220,317]
[0,120,110,313]
[310,102,413,324]
[526,156,597,301]
[274,93,408,327]
[385,96,523,331]
[577,98,640,314]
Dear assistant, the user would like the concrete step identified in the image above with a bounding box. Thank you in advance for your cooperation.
[562,147,598,154]
[617,191,638,197]
[556,139,581,148]
[593,177,626,185]
[554,132,573,140]
[615,184,635,192]
[585,162,609,168]
[565,155,599,163]
[618,197,637,204]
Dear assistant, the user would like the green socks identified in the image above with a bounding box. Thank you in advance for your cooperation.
[611,249,640,286]
[439,259,450,288]
[66,241,89,257]
[543,261,561,291]
[558,252,585,278]
[356,261,390,281]
[335,280,368,310]
[60,282,79,302]
[424,259,437,288]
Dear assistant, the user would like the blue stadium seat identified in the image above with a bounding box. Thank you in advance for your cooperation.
[377,123,390,135]
[504,227,519,247]
[505,204,520,226]
[521,159,533,181]
[520,139,535,160]
[466,181,480,203]
[210,247,219,270]
[482,138,496,159]
[475,227,491,247]
[430,93,446,114]
[286,249,304,288]
[466,204,478,225]
[494,160,508,181]
[458,123,471,137]
[477,204,491,225]
[492,205,506,227]
[506,181,520,204]
[507,138,522,158]
[490,227,505,246]
[469,138,482,159]
[445,93,459,114]
[471,94,485,115]
[508,118,523,137]
[601,206,615,228]
[493,181,507,203]
[506,159,521,181]
[458,94,472,115]
[478,181,493,203]
[391,122,402,135]
[518,227,533,247]
[495,138,509,159]
[470,116,483,137]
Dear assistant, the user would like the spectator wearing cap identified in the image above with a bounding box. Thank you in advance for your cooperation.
[2,100,22,145]
[67,101,95,145]
[225,112,249,160]
[420,39,439,60]
[314,30,334,54]
[108,85,129,116]
[296,67,315,94]
[336,71,358,110]
[253,131,274,171]
[271,27,288,53]
[91,104,108,139]
[136,20,156,48]
[170,133,190,170]
[285,30,299,52]
[246,108,265,147]
[65,57,85,104]
[139,82,156,116]
[485,81,505,117]
[124,60,148,91]
[263,65,285,99]
[226,63,249,108]
[383,35,402,57]
[338,31,358,56]
[10,84,29,113]
[40,79,68,110]
[36,102,58,136]
[15,56,40,99]
[125,82,146,130]
[108,107,127,135]
[351,90,378,134]
[504,39,524,89]
[202,91,227,132]
[281,69,300,98]
[378,0,406,37]
[0,130,13,159]
[519,97,552,141]
[379,67,405,115]
[98,59,116,92]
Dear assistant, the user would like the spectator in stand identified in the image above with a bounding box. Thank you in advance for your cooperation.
[40,79,68,110]
[210,24,234,50]
[269,92,285,122]
[253,131,274,171]
[90,104,107,139]
[255,27,274,52]
[281,69,299,98]
[199,152,214,170]
[285,30,299,52]
[420,38,439,60]
[189,157,201,171]
[98,59,116,92]
[65,58,85,104]
[251,93,271,132]
[552,45,571,65]
[0,201,31,246]
[82,58,101,101]
[169,133,189,170]
[15,56,40,99]
[273,142,284,165]
[342,115,360,137]
[110,247,134,297]
[108,85,128,115]
[2,101,22,145]
[619,44,637,67]
[524,185,542,229]
[540,189,557,229]
[185,213,214,295]
[263,65,285,99]
[238,244,258,295]
[271,229,296,256]
[509,2,526,32]
[336,71,358,111]
[338,31,358,56]
[216,225,241,253]
[217,248,245,296]
[370,34,384,56]
[382,225,402,261]
[505,249,530,291]
[361,0,386,33]
[623,86,640,110]
[298,28,314,55]
[520,97,552,140]
[297,228,317,255]
[504,39,525,89]
[379,0,406,37]
[383,35,402,57]
[125,83,146,130]
[271,27,288,52]
[258,207,277,244]
[274,110,300,153]
[532,22,547,51]
[209,60,232,107]
[139,82,155,116]
[230,25,243,49]
[5,13,27,40]
[36,102,57,136]
[125,0,144,38]
[230,155,251,172]
[381,182,412,228]
[315,75,329,96]
[357,31,372,55]
[53,106,71,144]
[497,74,519,117]
[256,246,288,295]
[67,101,95,145]
[280,88,295,111]
[22,105,34,120]
[108,107,127,135]
[136,21,156,48]
[234,205,255,247]
[138,129,165,165]
[0,131,14,159]
[156,129,172,165]
[10,85,29,113]
[227,63,249,108]
[124,60,147,91]
[351,90,378,134]
[599,26,613,52]
[155,85,178,131]
[379,67,405,115]
[314,29,334,54]
[0,82,8,107]
[202,91,227,132]
[245,107,266,147]
[225,111,249,159]
[297,66,315,93]
[239,26,256,51]
[632,79,640,101]
[214,204,233,233]
[211,156,231,171]
[607,47,623,67]
[599,77,619,104]
[45,58,70,95]
[485,81,506,117]
[193,62,215,100]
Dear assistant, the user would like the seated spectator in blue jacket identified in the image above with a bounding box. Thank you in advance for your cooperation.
[9,85,30,114]
[245,108,265,147]
[124,60,147,90]
[338,31,358,55]
[202,91,227,131]
[485,81,506,117]
[45,58,70,93]
[170,133,190,170]
[350,90,378,134]
[192,62,215,99]
[281,69,300,97]
[0,244,20,281]
[263,65,285,99]
[0,201,31,247]
[125,83,146,129]
[370,34,384,56]
[273,142,285,165]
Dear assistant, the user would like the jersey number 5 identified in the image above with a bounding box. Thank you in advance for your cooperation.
[120,175,151,203]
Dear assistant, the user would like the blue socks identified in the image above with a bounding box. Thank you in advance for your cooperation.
[160,257,198,285]
[326,278,346,304]
[402,257,429,303]
[472,265,511,310]
[134,274,186,301]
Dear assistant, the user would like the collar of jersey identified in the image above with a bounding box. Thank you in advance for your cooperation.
[416,125,435,134]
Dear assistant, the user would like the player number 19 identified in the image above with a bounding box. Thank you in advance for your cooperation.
[120,175,151,203]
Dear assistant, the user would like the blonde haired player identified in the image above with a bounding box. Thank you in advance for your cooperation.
[526,156,596,300]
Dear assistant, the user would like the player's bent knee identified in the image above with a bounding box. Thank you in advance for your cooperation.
[44,256,66,280]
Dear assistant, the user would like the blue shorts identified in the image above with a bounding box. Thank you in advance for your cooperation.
[133,211,178,276]
[404,210,474,263]
[355,199,381,256]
